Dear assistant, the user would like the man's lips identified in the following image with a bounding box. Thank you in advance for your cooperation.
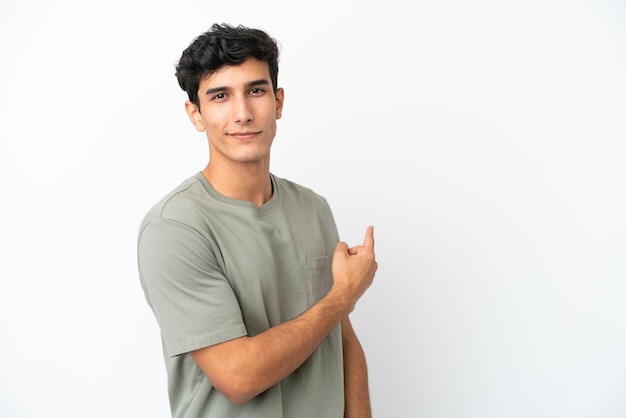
[228,131,260,140]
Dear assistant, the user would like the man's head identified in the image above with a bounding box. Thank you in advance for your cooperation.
[175,23,280,111]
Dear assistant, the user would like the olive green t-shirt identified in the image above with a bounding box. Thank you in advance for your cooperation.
[138,172,344,417]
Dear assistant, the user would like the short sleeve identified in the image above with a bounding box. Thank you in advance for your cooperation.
[138,219,247,357]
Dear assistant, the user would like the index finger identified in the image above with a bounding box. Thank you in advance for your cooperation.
[362,225,375,249]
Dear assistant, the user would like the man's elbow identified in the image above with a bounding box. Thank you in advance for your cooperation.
[213,375,260,405]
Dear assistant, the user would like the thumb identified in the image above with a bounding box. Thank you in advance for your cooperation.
[363,225,375,249]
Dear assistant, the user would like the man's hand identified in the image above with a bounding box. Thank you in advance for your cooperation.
[331,226,378,310]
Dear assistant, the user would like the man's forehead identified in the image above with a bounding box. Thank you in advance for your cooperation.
[201,58,270,87]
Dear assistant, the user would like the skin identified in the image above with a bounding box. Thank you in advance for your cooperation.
[185,57,283,206]
[342,316,372,417]
[184,57,376,415]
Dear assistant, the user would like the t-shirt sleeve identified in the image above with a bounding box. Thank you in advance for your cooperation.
[138,218,247,357]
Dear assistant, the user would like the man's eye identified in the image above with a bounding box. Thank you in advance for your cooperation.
[250,88,265,95]
[212,93,226,100]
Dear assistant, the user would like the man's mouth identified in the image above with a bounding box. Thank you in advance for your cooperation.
[229,131,259,140]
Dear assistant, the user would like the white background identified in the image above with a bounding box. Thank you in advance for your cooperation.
[1,0,625,417]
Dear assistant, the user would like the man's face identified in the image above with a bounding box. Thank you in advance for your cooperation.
[186,57,284,168]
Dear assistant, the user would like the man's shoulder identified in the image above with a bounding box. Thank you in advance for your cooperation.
[139,173,207,229]
[272,173,328,205]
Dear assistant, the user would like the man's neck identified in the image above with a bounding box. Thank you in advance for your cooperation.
[202,161,272,207]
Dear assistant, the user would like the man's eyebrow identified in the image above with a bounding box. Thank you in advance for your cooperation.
[203,79,271,96]
[204,85,229,96]
[246,79,271,89]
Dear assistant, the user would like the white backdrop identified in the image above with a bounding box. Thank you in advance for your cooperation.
[1,1,625,417]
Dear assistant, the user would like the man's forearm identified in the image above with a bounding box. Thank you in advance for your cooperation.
[342,317,371,418]
[191,286,353,404]
[191,228,377,404]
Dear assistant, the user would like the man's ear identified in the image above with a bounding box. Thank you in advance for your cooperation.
[275,88,284,120]
[185,101,205,132]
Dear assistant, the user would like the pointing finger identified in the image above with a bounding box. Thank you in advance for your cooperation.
[363,225,375,249]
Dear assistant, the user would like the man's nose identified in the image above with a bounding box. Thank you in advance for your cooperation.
[233,97,253,124]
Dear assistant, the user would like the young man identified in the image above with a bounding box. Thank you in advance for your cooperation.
[137,23,378,417]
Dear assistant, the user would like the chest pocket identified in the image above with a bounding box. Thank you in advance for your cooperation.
[305,256,333,306]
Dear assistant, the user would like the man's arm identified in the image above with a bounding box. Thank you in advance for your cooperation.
[342,317,371,418]
[190,226,378,404]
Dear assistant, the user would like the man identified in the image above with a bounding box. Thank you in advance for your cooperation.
[137,23,378,417]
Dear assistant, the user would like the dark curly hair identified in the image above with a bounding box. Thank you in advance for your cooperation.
[175,23,280,111]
